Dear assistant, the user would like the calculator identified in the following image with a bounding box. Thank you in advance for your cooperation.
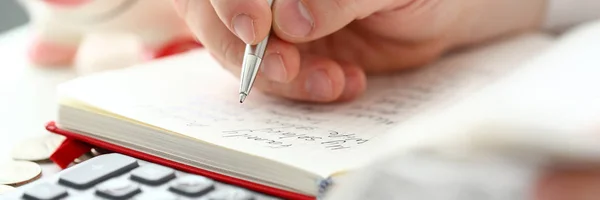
[2,153,283,200]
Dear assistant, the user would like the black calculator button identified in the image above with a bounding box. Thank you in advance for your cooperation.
[204,188,255,200]
[130,163,175,185]
[168,175,215,197]
[22,182,68,200]
[95,179,141,200]
[59,154,139,189]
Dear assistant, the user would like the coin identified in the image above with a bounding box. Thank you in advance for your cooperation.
[73,152,94,164]
[91,147,111,156]
[0,185,15,195]
[0,160,42,187]
[11,134,65,162]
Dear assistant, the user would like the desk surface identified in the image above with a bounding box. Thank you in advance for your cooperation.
[0,26,79,178]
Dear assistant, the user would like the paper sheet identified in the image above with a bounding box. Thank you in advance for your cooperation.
[375,21,600,164]
[57,33,553,176]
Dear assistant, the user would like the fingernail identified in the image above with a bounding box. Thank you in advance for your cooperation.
[277,0,314,37]
[340,70,364,100]
[232,14,255,44]
[305,69,333,100]
[261,53,287,82]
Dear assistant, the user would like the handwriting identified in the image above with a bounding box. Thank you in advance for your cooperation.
[133,57,507,155]
[342,112,397,126]
[221,127,370,151]
[263,119,317,130]
[185,120,208,127]
[265,110,325,124]
[321,131,370,150]
[349,105,399,115]
[222,132,293,149]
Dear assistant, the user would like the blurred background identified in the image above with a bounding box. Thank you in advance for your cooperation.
[0,1,29,32]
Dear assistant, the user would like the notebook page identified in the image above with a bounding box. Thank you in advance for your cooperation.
[57,34,553,177]
[366,21,600,164]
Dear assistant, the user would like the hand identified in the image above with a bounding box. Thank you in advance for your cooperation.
[172,0,546,102]
[535,166,600,200]
[320,153,600,200]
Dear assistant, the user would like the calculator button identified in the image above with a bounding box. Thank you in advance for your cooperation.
[204,188,255,200]
[168,175,215,197]
[95,179,141,200]
[59,154,139,189]
[130,163,175,185]
[22,182,68,200]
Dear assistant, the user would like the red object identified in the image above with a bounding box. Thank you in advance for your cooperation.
[27,38,78,67]
[151,38,203,59]
[45,121,314,200]
[50,138,92,169]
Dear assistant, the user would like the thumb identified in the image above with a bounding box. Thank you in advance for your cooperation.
[272,0,403,43]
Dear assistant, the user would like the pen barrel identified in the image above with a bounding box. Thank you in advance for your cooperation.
[246,34,270,58]
[238,0,273,99]
[239,53,262,95]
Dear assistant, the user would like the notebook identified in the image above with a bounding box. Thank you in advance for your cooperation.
[49,21,600,200]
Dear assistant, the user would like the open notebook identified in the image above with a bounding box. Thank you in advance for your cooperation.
[50,21,600,199]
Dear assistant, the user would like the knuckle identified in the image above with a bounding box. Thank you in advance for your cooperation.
[330,0,349,12]
[220,38,243,66]
[331,0,361,18]
[178,0,193,20]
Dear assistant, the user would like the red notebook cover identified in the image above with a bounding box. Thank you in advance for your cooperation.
[45,121,316,200]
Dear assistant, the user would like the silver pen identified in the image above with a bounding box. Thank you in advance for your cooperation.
[239,0,274,103]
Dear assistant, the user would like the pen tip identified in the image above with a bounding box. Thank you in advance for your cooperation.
[239,93,247,103]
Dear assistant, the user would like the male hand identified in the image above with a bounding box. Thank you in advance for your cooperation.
[535,166,600,200]
[173,0,546,102]
[320,153,600,200]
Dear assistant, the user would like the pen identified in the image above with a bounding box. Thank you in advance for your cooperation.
[239,0,274,103]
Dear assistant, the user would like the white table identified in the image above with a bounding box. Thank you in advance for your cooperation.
[0,26,80,177]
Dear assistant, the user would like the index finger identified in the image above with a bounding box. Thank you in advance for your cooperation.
[209,0,273,45]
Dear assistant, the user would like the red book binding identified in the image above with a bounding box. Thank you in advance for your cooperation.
[46,121,315,200]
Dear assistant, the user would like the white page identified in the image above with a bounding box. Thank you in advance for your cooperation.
[57,33,554,177]
[372,21,600,164]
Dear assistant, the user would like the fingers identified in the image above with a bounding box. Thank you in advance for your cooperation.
[215,52,367,102]
[260,55,347,102]
[181,0,244,66]
[272,56,366,102]
[338,61,368,101]
[209,0,273,45]
[178,0,299,83]
[535,166,600,200]
[241,36,302,83]
[271,0,395,42]
[258,37,301,83]
[173,0,369,102]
